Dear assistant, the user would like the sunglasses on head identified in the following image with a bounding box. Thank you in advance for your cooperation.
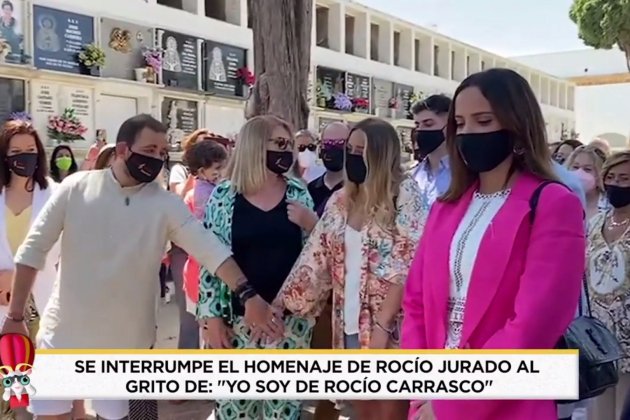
[298,144,317,152]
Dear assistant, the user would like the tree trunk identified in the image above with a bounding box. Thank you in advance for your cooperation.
[246,0,313,130]
[620,42,630,72]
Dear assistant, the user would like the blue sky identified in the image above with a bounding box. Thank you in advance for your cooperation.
[358,0,586,56]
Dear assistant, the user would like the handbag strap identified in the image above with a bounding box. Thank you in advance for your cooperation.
[580,274,592,317]
[530,180,589,316]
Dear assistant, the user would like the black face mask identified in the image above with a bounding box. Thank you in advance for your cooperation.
[605,185,630,209]
[413,149,423,161]
[266,151,294,175]
[456,130,513,173]
[125,152,164,183]
[321,147,344,172]
[415,129,445,156]
[7,153,38,178]
[345,153,367,184]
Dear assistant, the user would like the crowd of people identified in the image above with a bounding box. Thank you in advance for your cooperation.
[0,67,627,420]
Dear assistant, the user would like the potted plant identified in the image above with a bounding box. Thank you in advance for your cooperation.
[78,43,105,76]
[236,67,255,97]
[47,107,88,144]
[136,47,162,83]
[332,92,353,112]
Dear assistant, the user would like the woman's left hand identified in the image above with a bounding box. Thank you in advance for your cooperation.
[287,201,318,232]
[369,327,390,349]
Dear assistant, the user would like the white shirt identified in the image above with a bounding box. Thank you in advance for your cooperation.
[15,169,232,349]
[303,163,326,184]
[446,190,510,349]
[168,163,188,186]
[344,226,362,335]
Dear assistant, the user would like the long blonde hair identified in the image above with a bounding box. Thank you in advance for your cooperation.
[227,115,294,195]
[345,118,404,228]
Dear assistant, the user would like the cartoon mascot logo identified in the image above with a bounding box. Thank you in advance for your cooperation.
[0,333,36,408]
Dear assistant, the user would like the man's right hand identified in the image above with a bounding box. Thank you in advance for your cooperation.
[0,318,28,337]
[201,318,233,349]
[244,295,284,341]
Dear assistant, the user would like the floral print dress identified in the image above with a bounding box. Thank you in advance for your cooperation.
[278,176,424,349]
[587,211,630,373]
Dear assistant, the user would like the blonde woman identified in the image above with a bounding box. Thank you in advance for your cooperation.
[197,115,314,419]
[276,118,423,419]
[566,144,609,221]
[587,151,630,420]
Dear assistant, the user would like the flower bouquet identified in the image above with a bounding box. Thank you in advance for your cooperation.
[47,107,88,143]
[137,47,163,83]
[332,93,353,111]
[8,111,31,122]
[78,44,105,76]
[352,97,370,112]
[236,67,256,86]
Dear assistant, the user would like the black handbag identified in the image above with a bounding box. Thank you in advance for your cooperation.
[529,181,624,402]
[556,276,623,402]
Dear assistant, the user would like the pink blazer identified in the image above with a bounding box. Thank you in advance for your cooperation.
[401,173,585,420]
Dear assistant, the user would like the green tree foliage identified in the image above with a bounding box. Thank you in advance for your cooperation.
[570,0,630,70]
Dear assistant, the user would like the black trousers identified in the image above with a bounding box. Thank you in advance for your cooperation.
[159,263,168,298]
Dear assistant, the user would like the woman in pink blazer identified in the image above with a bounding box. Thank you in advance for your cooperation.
[401,68,585,420]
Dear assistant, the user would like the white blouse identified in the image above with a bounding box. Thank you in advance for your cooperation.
[446,190,510,348]
[344,225,362,335]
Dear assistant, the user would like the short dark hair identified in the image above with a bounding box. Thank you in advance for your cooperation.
[49,144,78,182]
[411,94,452,116]
[116,114,166,146]
[0,120,48,191]
[184,140,228,175]
[1,1,13,11]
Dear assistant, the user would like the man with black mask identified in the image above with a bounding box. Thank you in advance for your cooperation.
[410,94,452,213]
[2,115,283,420]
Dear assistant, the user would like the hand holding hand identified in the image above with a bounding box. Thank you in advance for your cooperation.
[243,295,284,341]
[201,318,233,349]
[287,200,318,232]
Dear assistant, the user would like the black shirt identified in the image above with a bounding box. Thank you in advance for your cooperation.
[231,193,303,316]
[308,174,343,217]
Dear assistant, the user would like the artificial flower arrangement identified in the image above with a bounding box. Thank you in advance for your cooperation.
[8,111,31,122]
[47,107,88,143]
[236,67,256,86]
[78,43,106,68]
[332,92,353,111]
[352,97,370,111]
[142,46,163,72]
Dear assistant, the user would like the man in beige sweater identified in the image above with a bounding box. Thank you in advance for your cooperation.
[1,114,283,420]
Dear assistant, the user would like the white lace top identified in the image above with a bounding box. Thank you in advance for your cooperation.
[445,189,510,349]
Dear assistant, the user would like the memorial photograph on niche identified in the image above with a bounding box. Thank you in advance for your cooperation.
[161,97,198,151]
[204,40,246,97]
[32,5,94,74]
[156,29,200,90]
[0,77,24,122]
[100,18,153,80]
[0,0,26,64]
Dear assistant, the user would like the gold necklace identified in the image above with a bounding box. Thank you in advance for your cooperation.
[607,213,630,230]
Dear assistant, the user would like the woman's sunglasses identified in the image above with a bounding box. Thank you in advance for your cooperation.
[298,144,317,153]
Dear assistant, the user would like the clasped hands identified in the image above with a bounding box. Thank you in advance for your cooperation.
[201,294,285,349]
